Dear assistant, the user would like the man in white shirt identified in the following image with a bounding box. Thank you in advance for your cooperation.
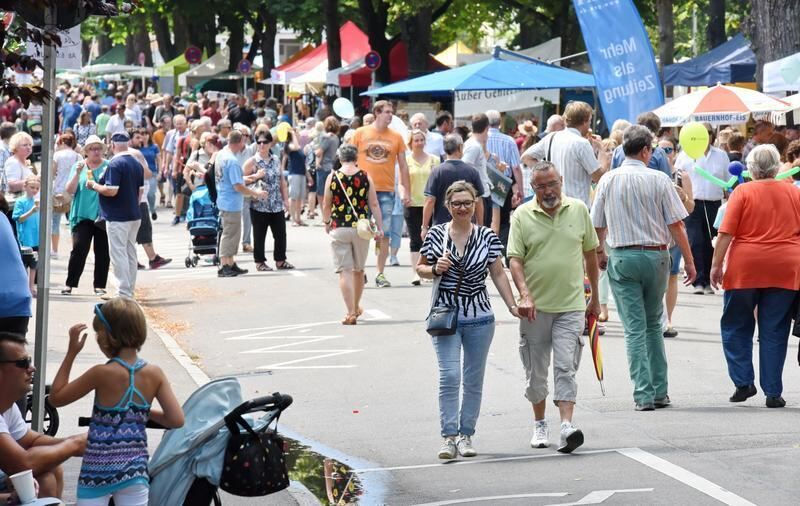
[0,332,86,499]
[522,101,610,207]
[462,113,492,226]
[410,113,445,161]
[103,103,128,142]
[673,125,730,294]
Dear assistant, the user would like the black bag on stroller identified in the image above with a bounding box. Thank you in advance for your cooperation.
[220,411,289,496]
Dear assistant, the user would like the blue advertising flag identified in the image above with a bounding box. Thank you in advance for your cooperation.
[572,0,664,125]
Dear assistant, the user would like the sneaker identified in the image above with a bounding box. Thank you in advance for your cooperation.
[663,327,678,338]
[218,265,238,278]
[635,402,655,411]
[60,287,72,295]
[766,396,786,408]
[149,255,173,270]
[438,436,457,460]
[231,263,249,275]
[389,255,400,266]
[729,385,757,402]
[50,251,59,259]
[693,286,704,295]
[94,288,107,296]
[171,216,181,226]
[456,435,477,457]
[375,273,391,288]
[137,262,146,270]
[151,211,157,221]
[530,420,549,448]
[654,395,671,408]
[99,291,112,301]
[704,286,715,295]
[557,423,584,454]
[411,275,422,286]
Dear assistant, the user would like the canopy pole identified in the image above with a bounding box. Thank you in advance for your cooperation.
[547,51,588,65]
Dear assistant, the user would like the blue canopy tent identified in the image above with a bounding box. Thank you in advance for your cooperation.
[663,34,756,86]
[362,47,595,97]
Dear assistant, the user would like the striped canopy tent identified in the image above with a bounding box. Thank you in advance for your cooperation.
[652,84,790,126]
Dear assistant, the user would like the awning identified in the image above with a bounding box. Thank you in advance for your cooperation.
[771,93,800,126]
[663,34,756,86]
[333,41,447,89]
[178,47,229,88]
[763,52,800,94]
[91,45,125,66]
[81,63,142,76]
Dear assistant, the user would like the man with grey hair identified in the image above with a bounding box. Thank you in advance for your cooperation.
[89,132,145,298]
[591,125,696,411]
[234,123,256,252]
[538,114,565,141]
[610,111,671,176]
[422,134,485,232]
[410,113,445,160]
[508,160,600,453]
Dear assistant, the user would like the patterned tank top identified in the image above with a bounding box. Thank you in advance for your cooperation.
[330,169,371,229]
[77,358,151,499]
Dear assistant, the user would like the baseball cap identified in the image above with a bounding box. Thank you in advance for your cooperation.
[111,132,130,143]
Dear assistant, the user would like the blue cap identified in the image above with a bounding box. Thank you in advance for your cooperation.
[111,132,130,143]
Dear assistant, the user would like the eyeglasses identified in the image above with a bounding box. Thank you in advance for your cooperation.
[256,140,270,145]
[533,180,561,192]
[448,200,475,209]
[0,356,32,369]
[94,303,113,335]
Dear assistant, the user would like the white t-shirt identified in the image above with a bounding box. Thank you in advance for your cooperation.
[105,114,127,137]
[53,149,82,194]
[425,131,445,159]
[674,146,730,201]
[3,157,32,184]
[463,137,491,197]
[1,404,27,441]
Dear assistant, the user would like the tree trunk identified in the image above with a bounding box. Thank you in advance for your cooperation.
[402,7,433,77]
[518,22,539,50]
[97,30,112,57]
[744,0,800,89]
[706,0,726,49]
[124,16,153,67]
[261,11,277,72]
[151,12,177,61]
[324,0,342,70]
[247,15,263,63]
[358,0,392,83]
[81,38,91,65]
[656,0,674,97]
[222,14,245,73]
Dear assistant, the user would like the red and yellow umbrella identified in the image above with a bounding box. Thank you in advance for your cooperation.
[652,84,789,127]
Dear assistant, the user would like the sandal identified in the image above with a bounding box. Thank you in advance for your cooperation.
[256,262,273,272]
[276,261,295,270]
[356,307,364,317]
[342,314,358,325]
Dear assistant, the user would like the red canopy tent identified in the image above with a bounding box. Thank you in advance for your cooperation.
[338,41,448,88]
[270,21,370,85]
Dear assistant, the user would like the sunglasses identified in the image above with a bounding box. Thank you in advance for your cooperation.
[0,356,33,369]
[256,140,270,145]
[94,303,113,335]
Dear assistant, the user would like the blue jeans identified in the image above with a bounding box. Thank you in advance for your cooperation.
[720,288,796,397]
[376,191,394,226]
[431,315,495,437]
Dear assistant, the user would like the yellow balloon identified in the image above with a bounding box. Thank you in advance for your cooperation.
[276,122,291,143]
[679,122,709,160]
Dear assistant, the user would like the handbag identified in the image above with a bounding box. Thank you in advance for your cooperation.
[426,223,466,337]
[52,192,72,214]
[220,412,290,497]
[334,170,376,240]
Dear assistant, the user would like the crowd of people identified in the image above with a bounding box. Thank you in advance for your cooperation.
[2,77,800,502]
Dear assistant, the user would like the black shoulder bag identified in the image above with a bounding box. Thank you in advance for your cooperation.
[220,413,290,497]
[426,224,466,337]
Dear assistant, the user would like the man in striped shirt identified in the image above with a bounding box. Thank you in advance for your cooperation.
[590,125,696,412]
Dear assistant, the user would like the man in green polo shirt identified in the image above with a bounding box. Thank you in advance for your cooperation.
[508,160,600,454]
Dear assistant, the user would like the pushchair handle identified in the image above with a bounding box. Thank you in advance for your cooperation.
[231,392,293,417]
[78,416,166,430]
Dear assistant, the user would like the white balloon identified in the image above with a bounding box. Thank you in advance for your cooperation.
[332,97,355,119]
[389,115,410,144]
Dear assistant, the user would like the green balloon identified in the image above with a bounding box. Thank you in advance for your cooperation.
[679,122,709,160]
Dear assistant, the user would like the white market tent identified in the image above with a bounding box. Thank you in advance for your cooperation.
[178,47,229,88]
[81,63,141,76]
[763,52,800,94]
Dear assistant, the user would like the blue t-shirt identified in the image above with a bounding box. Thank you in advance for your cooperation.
[215,148,245,212]
[139,144,159,174]
[287,149,306,175]
[11,196,39,248]
[62,103,82,132]
[0,216,31,317]
[611,145,671,177]
[86,102,102,122]
[99,153,144,222]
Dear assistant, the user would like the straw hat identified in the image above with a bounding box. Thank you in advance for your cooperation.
[148,93,164,104]
[82,135,104,153]
[519,120,538,137]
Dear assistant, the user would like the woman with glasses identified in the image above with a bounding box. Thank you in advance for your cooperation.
[61,135,110,296]
[242,131,294,272]
[416,180,518,460]
[405,129,436,285]
[2,132,34,237]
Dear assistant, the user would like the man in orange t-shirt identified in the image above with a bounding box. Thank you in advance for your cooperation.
[351,100,411,288]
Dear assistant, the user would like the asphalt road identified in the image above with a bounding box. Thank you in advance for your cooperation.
[128,213,799,506]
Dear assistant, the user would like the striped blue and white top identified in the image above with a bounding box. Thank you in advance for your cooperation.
[487,128,521,176]
[590,159,688,248]
[421,224,503,321]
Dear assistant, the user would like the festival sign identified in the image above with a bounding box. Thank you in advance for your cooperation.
[454,89,551,118]
[572,0,664,124]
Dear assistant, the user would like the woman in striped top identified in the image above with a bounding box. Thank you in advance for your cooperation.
[417,180,519,460]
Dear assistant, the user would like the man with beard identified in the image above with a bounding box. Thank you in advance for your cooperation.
[507,161,600,454]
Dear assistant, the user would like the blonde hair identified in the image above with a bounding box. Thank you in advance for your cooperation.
[601,138,617,152]
[92,298,148,357]
[9,132,33,154]
[445,180,477,204]
[407,129,426,149]
[23,175,40,188]
[563,101,593,128]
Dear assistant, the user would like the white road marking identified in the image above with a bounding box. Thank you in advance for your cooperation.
[543,488,654,506]
[221,320,341,334]
[288,269,307,277]
[361,308,391,320]
[617,448,756,506]
[226,334,343,342]
[414,493,569,505]
[257,350,362,369]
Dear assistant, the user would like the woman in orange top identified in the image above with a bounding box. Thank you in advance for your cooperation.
[710,144,800,409]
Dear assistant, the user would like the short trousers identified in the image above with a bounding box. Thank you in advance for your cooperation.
[219,210,242,257]
[669,245,682,276]
[136,203,152,245]
[288,174,306,200]
[21,246,38,270]
[316,169,331,195]
[330,227,369,273]
[376,191,395,227]
[51,211,63,236]
[77,483,149,506]
[519,310,585,405]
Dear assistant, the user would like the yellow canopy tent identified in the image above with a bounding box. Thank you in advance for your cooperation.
[435,41,474,68]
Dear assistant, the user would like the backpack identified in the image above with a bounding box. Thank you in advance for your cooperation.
[173,134,192,177]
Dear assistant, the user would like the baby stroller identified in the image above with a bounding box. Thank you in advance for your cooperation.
[184,184,220,268]
[82,378,293,505]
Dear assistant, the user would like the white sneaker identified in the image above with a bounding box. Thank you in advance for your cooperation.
[438,436,457,459]
[456,435,477,457]
[530,420,549,448]
[557,422,584,454]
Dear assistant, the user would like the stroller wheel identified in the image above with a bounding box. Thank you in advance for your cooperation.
[185,257,192,268]
[213,255,220,266]
[191,257,198,267]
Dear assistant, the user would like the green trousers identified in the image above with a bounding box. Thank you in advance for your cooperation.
[608,248,670,404]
